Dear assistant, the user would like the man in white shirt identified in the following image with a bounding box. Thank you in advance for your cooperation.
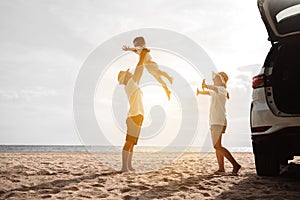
[117,48,147,172]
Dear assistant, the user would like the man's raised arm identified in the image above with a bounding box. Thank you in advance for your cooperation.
[132,48,148,84]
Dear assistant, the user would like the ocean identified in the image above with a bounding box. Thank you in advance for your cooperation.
[0,145,252,152]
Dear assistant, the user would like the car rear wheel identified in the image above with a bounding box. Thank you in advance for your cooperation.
[252,141,280,176]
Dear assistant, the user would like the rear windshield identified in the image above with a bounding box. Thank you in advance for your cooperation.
[276,4,300,22]
[270,2,300,35]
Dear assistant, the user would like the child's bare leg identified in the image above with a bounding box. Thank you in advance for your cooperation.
[216,150,225,172]
[154,75,171,100]
[163,85,171,101]
[158,70,173,84]
[214,135,241,174]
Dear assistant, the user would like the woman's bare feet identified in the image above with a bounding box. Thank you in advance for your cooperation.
[232,164,241,175]
[214,169,225,175]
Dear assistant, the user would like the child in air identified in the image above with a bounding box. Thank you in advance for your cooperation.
[122,36,173,100]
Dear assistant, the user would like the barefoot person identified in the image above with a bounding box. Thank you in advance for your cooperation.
[118,48,147,172]
[122,36,173,100]
[197,71,241,175]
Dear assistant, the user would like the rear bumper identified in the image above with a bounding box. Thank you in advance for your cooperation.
[252,127,300,157]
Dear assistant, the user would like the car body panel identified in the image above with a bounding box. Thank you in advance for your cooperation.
[251,87,300,136]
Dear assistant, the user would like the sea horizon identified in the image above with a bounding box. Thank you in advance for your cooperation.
[0,145,252,153]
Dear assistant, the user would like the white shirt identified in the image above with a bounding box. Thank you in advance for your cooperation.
[125,78,144,117]
[208,86,228,126]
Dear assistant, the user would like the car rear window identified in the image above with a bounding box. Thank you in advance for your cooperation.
[276,4,300,23]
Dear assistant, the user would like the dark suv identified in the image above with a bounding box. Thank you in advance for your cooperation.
[251,0,300,176]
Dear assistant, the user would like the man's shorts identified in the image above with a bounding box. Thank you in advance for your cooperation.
[126,115,144,145]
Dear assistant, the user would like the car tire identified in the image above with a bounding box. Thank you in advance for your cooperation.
[252,141,280,176]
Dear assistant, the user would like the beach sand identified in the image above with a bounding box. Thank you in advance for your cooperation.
[1,152,300,199]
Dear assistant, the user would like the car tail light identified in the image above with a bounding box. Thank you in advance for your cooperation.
[252,74,265,88]
[251,126,271,133]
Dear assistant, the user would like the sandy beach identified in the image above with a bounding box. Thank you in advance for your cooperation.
[1,152,300,199]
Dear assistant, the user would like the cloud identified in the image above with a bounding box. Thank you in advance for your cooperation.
[237,64,262,75]
[0,90,19,100]
[0,87,63,103]
[0,1,92,61]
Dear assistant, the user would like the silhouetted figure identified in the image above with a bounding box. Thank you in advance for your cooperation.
[118,48,147,172]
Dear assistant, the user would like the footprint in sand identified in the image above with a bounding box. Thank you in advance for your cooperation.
[162,177,170,182]
[2,192,16,199]
[107,188,116,192]
[58,170,70,174]
[120,188,131,193]
[10,178,21,183]
[41,194,52,199]
[97,193,109,199]
[123,195,135,200]
[41,162,51,165]
[71,172,84,176]
[92,183,104,188]
[78,194,91,199]
[66,186,79,191]
[37,169,56,175]
[97,178,106,183]
[125,180,134,184]
[128,184,150,190]
[201,192,210,197]
[209,180,219,185]
[39,189,60,195]
[179,186,190,191]
[197,185,207,190]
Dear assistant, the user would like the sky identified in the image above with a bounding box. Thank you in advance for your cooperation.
[0,0,272,147]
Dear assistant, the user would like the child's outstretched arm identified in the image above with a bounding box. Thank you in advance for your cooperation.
[122,45,137,53]
[202,79,218,94]
[196,88,210,96]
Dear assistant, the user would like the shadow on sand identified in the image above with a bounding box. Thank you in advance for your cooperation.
[215,163,300,199]
[134,163,300,199]
[2,162,300,199]
[0,171,121,199]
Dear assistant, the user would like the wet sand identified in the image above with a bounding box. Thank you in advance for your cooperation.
[1,152,300,199]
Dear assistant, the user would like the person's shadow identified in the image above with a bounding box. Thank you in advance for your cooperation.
[215,163,300,199]
[134,162,300,199]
